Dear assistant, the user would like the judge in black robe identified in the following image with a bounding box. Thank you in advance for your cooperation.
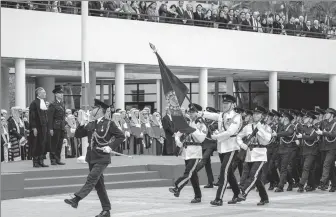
[28,87,49,168]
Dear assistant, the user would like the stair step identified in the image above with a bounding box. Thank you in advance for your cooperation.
[23,165,148,178]
[24,171,160,187]
[24,179,172,198]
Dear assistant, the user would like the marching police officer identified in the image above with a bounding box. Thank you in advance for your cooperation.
[64,99,125,217]
[48,85,67,165]
[169,103,207,203]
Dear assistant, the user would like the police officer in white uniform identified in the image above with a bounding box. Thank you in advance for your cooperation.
[169,103,207,203]
[236,106,273,206]
[202,94,245,206]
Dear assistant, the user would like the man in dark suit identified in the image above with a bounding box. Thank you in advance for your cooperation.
[162,107,175,155]
[48,85,67,165]
[64,99,125,217]
[183,3,194,25]
[193,4,204,26]
[28,87,49,168]
[176,1,185,21]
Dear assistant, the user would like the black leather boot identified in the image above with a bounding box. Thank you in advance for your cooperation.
[190,198,201,203]
[39,156,49,167]
[33,157,40,168]
[204,183,214,188]
[168,187,180,197]
[210,199,223,206]
[287,183,293,191]
[297,184,304,193]
[95,210,110,217]
[257,199,269,206]
[64,195,81,208]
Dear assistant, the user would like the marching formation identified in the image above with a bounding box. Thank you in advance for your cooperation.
[168,94,336,206]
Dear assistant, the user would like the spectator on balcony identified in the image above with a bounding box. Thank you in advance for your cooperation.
[327,25,336,40]
[256,14,263,33]
[228,9,238,30]
[49,1,60,13]
[303,20,312,37]
[260,15,267,32]
[285,17,297,36]
[311,20,322,38]
[131,1,141,20]
[35,1,48,11]
[121,1,135,19]
[240,12,250,31]
[60,1,74,14]
[147,2,159,22]
[217,10,229,29]
[251,11,260,32]
[88,1,102,16]
[158,3,168,23]
[296,16,306,36]
[234,9,241,23]
[212,8,218,21]
[204,10,214,27]
[176,1,185,23]
[194,4,204,26]
[272,14,281,34]
[166,4,179,24]
[105,1,121,18]
[139,1,147,20]
[183,3,194,25]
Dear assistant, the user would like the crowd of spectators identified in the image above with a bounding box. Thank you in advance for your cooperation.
[1,1,335,39]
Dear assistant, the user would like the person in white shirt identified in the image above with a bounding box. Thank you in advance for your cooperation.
[202,94,245,206]
[235,106,272,206]
[169,103,206,203]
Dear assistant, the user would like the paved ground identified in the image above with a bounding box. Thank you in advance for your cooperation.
[3,186,336,217]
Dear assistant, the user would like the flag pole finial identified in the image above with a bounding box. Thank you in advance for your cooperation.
[149,43,157,53]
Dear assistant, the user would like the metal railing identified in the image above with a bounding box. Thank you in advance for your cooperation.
[1,1,335,40]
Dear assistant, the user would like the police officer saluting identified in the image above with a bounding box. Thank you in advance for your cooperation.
[48,85,67,165]
[169,103,207,203]
[64,99,125,217]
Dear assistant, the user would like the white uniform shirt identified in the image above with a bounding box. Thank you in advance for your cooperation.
[203,110,242,153]
[175,120,206,160]
[236,122,272,162]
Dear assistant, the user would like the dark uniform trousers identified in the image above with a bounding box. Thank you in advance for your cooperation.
[50,129,65,161]
[299,154,316,186]
[242,161,268,201]
[216,151,240,200]
[175,159,202,198]
[195,148,215,185]
[277,149,296,189]
[287,147,301,184]
[239,162,249,188]
[261,149,280,185]
[320,149,336,186]
[231,157,243,177]
[75,163,111,211]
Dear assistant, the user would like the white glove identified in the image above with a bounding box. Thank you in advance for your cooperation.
[295,140,300,145]
[7,142,11,148]
[103,146,112,153]
[175,131,183,138]
[316,129,323,135]
[211,134,218,140]
[19,137,26,146]
[296,133,302,139]
[240,143,248,150]
[63,139,68,146]
[70,128,76,134]
[126,131,131,137]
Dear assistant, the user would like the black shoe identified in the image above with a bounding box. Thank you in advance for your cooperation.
[168,188,180,197]
[39,157,49,167]
[95,210,110,217]
[204,184,214,188]
[305,186,316,192]
[51,162,57,165]
[293,182,299,188]
[191,198,201,203]
[297,185,304,193]
[213,182,220,187]
[257,200,269,206]
[56,161,66,165]
[268,184,275,191]
[228,193,246,204]
[287,183,293,191]
[329,187,336,192]
[210,199,223,206]
[320,184,328,191]
[64,196,80,209]
[275,187,284,192]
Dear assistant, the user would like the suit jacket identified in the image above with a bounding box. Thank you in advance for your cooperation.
[29,98,48,130]
[184,10,194,25]
[193,11,204,26]
[176,7,185,19]
[48,100,66,131]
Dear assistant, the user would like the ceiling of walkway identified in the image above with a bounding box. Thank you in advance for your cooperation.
[1,58,330,82]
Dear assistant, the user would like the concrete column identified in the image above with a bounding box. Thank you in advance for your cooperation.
[115,64,125,110]
[199,68,208,109]
[269,72,278,110]
[100,80,104,101]
[226,76,234,95]
[81,1,89,110]
[89,70,96,106]
[15,59,26,108]
[108,83,112,105]
[156,79,161,112]
[36,77,55,103]
[329,74,336,109]
[1,66,10,111]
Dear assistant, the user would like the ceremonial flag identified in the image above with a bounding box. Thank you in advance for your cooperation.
[150,43,195,134]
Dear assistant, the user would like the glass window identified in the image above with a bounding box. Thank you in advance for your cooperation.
[191,94,199,104]
[250,81,269,92]
[180,99,189,110]
[144,94,157,102]
[96,85,100,94]
[235,82,249,92]
[208,82,216,93]
[138,84,156,94]
[125,95,135,102]
[250,93,268,109]
[103,85,109,94]
[191,83,199,93]
[208,94,215,108]
[125,84,137,94]
[184,83,190,91]
[218,82,227,93]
